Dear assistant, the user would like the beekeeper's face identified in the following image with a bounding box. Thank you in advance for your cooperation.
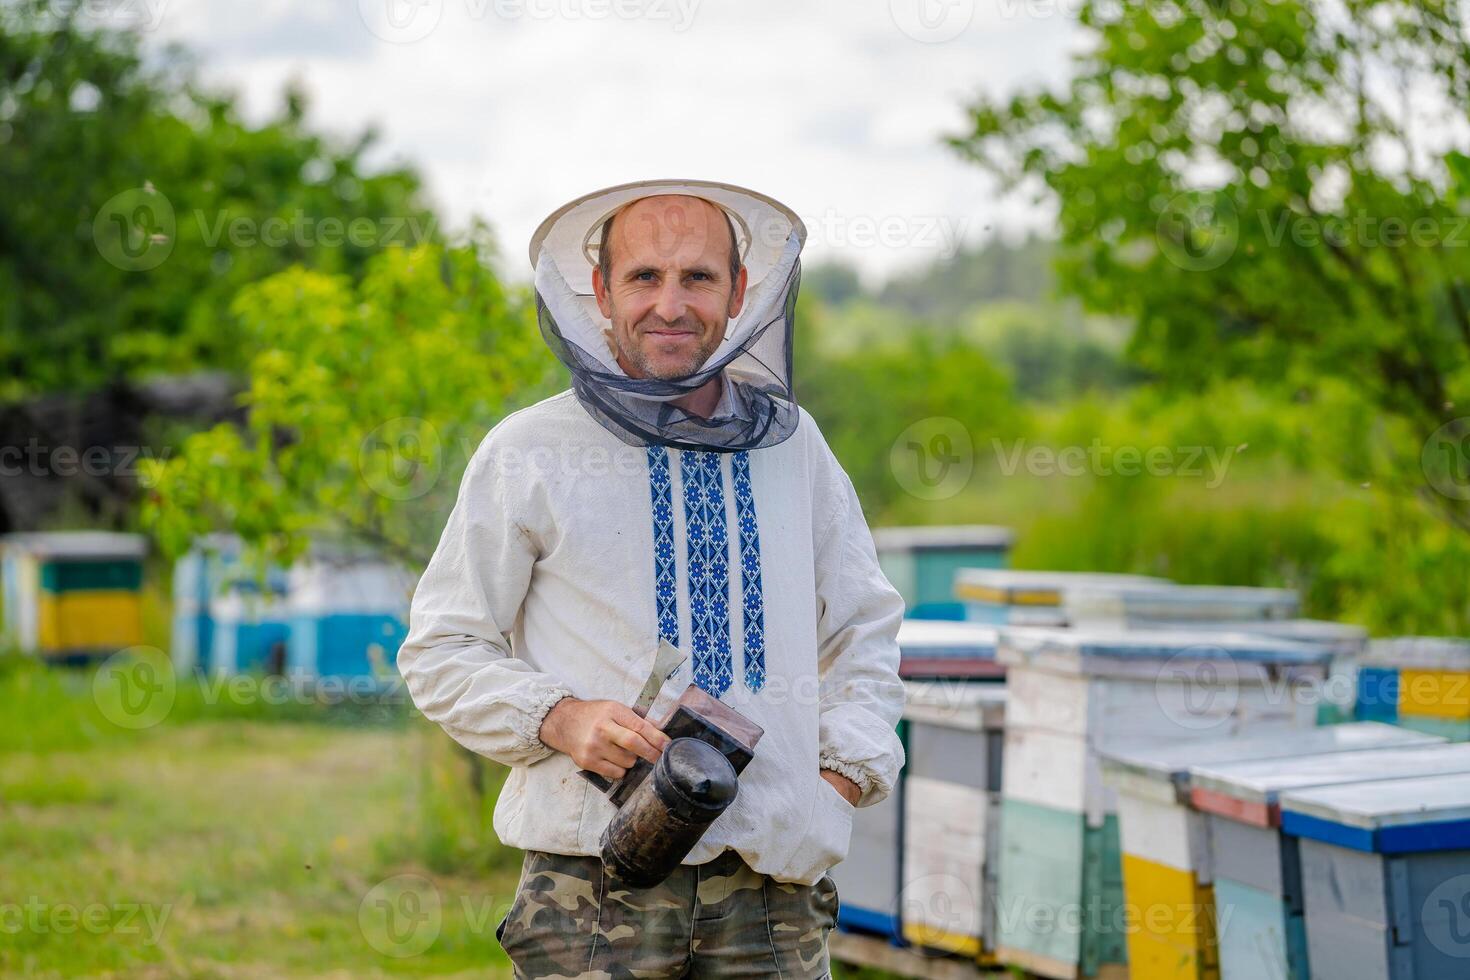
[592,195,748,380]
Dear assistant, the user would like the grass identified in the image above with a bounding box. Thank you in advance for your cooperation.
[0,657,522,979]
[0,656,907,978]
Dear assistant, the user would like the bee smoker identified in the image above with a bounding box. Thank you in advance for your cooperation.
[584,681,764,888]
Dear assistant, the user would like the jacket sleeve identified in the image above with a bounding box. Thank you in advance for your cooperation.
[396,430,574,768]
[811,447,907,807]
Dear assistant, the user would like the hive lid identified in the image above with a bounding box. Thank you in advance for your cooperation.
[1,531,147,560]
[1362,636,1470,672]
[871,525,1014,553]
[897,618,998,656]
[1065,582,1300,624]
[1128,618,1368,656]
[903,679,1007,730]
[954,568,1168,606]
[1102,722,1438,790]
[1190,740,1470,814]
[997,625,1333,677]
[1281,771,1470,853]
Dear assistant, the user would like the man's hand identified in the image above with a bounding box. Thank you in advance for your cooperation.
[539,697,672,780]
[820,769,861,806]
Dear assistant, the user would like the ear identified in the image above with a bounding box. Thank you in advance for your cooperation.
[725,265,749,319]
[592,265,614,319]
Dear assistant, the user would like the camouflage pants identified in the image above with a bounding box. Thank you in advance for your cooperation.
[496,848,839,979]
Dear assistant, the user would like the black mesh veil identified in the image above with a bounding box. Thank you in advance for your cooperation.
[529,180,807,453]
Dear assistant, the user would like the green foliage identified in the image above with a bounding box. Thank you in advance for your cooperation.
[798,300,1020,514]
[0,6,436,400]
[878,235,1057,318]
[951,0,1470,537]
[141,244,561,568]
[960,301,1139,401]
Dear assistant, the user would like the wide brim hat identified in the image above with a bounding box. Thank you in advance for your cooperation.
[528,179,807,452]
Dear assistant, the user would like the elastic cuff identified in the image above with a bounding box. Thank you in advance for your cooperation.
[819,755,873,795]
[517,686,575,758]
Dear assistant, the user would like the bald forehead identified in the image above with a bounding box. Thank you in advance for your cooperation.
[601,194,739,274]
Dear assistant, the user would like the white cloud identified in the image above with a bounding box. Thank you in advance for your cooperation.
[145,0,1080,281]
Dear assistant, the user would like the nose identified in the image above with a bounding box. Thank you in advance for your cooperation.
[652,279,689,325]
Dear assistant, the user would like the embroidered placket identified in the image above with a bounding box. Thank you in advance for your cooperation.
[646,446,679,647]
[647,447,766,697]
[730,451,766,692]
[681,450,733,697]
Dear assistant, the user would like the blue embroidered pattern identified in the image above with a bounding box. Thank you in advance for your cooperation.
[730,451,766,692]
[681,451,733,697]
[646,446,679,647]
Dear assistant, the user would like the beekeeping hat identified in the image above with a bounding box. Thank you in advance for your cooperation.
[530,179,806,452]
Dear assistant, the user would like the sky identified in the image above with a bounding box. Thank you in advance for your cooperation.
[133,0,1086,283]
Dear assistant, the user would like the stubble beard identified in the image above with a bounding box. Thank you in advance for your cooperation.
[617,313,720,380]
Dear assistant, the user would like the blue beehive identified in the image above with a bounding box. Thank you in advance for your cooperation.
[285,551,412,684]
[1284,770,1470,980]
[170,535,291,676]
[170,537,410,686]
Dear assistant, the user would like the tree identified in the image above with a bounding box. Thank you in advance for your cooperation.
[0,6,435,400]
[950,0,1470,537]
[142,245,561,569]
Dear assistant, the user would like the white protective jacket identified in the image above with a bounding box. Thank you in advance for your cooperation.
[398,388,905,884]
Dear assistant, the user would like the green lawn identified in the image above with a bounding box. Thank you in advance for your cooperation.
[0,658,906,978]
[0,659,520,979]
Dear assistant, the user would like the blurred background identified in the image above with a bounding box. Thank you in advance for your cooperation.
[3,0,1470,976]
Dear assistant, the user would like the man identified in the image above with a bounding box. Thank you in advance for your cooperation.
[398,179,905,978]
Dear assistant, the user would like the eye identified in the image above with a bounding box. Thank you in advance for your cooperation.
[689,272,710,281]
[635,271,656,282]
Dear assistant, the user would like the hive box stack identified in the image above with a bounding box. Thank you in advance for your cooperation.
[872,525,1012,619]
[1356,637,1470,740]
[285,551,412,683]
[1,532,146,659]
[1190,741,1470,980]
[1101,724,1439,980]
[833,620,1005,938]
[993,627,1331,980]
[955,569,1169,627]
[900,680,1008,961]
[895,618,1004,680]
[1283,771,1470,980]
[832,713,909,939]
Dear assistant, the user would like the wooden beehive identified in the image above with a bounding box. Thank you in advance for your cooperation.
[900,680,1007,961]
[954,569,1168,627]
[1284,771,1470,980]
[872,525,1012,618]
[992,626,1331,980]
[1191,741,1470,980]
[1,531,146,658]
[1102,723,1437,980]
